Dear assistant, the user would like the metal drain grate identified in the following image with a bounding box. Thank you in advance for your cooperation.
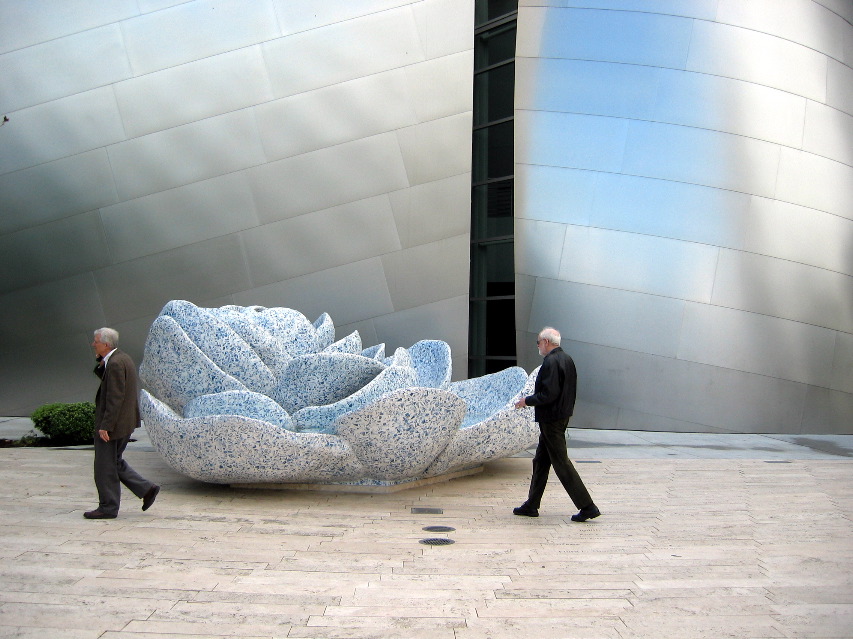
[422,525,455,533]
[764,460,791,463]
[411,507,443,514]
[576,460,601,463]
[420,537,455,545]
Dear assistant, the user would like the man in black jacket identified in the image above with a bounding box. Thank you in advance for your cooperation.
[513,327,600,522]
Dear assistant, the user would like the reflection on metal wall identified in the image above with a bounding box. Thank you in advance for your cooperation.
[0,0,474,415]
[515,1,853,434]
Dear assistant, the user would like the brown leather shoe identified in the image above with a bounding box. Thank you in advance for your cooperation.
[142,485,160,511]
[84,510,116,519]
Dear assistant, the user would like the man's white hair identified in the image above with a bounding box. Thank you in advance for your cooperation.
[538,326,561,346]
[94,327,119,348]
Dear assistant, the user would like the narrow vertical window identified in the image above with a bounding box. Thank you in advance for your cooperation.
[469,1,518,377]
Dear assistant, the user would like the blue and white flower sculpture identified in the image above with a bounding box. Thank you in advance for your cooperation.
[138,301,539,487]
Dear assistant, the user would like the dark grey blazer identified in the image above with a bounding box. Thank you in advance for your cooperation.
[94,349,141,440]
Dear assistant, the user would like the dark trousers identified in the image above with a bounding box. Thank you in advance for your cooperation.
[526,417,594,510]
[93,434,153,516]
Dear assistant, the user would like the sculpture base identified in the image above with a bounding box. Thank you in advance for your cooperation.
[231,465,483,494]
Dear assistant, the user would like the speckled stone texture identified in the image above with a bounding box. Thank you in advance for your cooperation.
[139,301,538,486]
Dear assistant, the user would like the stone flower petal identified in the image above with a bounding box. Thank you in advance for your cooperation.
[408,340,452,388]
[274,352,386,414]
[336,388,466,481]
[206,306,290,376]
[292,365,418,434]
[141,390,365,484]
[185,390,294,430]
[161,301,276,395]
[424,368,540,476]
[361,343,385,361]
[250,307,319,356]
[323,330,362,355]
[313,313,335,351]
[139,315,246,412]
[447,366,528,427]
[384,347,412,368]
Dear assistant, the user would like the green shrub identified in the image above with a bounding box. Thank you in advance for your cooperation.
[30,402,95,445]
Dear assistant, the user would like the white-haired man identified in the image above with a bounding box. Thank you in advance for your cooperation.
[513,327,600,522]
[84,328,159,519]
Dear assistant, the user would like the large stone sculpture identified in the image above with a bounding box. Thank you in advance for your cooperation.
[138,301,539,488]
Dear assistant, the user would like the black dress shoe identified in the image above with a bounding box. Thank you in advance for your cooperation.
[84,510,116,519]
[570,505,601,522]
[142,485,160,511]
[513,505,539,517]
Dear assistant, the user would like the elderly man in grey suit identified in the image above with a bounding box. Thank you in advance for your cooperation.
[84,328,159,519]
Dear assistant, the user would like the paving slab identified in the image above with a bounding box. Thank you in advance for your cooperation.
[0,429,852,638]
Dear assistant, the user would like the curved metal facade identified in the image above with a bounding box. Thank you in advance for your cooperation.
[0,0,474,415]
[515,1,853,433]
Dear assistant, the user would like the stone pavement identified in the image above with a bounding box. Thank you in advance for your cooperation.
[0,420,851,638]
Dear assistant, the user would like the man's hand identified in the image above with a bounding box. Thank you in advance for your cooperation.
[514,398,527,409]
[99,429,110,442]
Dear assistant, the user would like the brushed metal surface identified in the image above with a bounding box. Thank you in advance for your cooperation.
[100,172,260,262]
[93,235,252,325]
[827,58,853,115]
[0,211,109,295]
[0,273,104,342]
[527,278,685,360]
[687,20,828,101]
[381,234,469,311]
[371,295,469,358]
[0,25,131,113]
[107,109,266,201]
[263,7,424,99]
[566,340,807,434]
[114,46,274,138]
[620,120,781,198]
[396,113,472,186]
[273,0,413,35]
[514,165,596,226]
[0,87,125,175]
[0,150,117,235]
[256,69,418,162]
[388,173,470,249]
[515,57,660,120]
[242,195,402,286]
[516,7,693,69]
[248,133,410,225]
[776,147,853,221]
[832,331,853,395]
[514,219,566,279]
[234,257,395,328]
[404,51,474,122]
[716,0,846,61]
[712,249,853,333]
[412,0,475,59]
[553,1,718,20]
[0,0,138,55]
[516,110,629,173]
[120,0,280,76]
[678,302,837,388]
[802,100,853,166]
[558,225,719,303]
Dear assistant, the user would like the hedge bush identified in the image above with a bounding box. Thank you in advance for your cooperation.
[30,402,95,445]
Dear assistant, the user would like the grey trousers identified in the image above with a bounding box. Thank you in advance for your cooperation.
[525,417,594,511]
[93,433,153,516]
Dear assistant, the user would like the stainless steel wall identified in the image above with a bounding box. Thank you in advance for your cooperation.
[515,1,853,433]
[0,0,474,415]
